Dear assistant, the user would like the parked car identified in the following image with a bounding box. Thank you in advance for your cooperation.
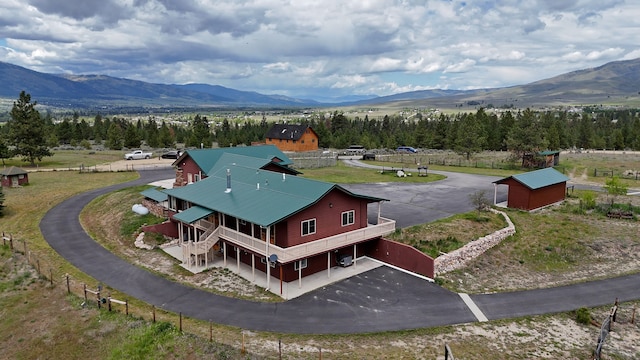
[343,145,366,155]
[161,150,180,159]
[124,150,153,160]
[396,146,417,153]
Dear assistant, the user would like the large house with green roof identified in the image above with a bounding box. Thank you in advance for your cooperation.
[142,145,434,294]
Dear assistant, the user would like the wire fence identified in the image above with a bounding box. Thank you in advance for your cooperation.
[592,298,638,360]
[1,231,340,358]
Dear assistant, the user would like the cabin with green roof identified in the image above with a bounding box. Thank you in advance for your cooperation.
[493,167,569,211]
[171,145,298,187]
[143,145,433,295]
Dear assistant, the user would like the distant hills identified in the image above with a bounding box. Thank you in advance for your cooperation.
[1,57,639,112]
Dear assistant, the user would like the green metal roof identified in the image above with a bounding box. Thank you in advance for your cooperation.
[164,164,386,227]
[140,188,168,202]
[185,145,293,175]
[539,150,560,156]
[173,205,215,223]
[495,167,569,190]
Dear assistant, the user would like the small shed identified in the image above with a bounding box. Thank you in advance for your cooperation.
[493,167,569,211]
[0,166,29,187]
[522,150,560,168]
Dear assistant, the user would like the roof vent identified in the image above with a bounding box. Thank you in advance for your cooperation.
[256,183,260,190]
[282,173,286,182]
[225,169,232,193]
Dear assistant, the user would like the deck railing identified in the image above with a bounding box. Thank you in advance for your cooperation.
[217,217,396,263]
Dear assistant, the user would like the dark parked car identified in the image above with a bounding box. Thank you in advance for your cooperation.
[161,150,180,159]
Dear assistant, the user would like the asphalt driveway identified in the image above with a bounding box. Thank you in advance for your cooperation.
[39,167,640,334]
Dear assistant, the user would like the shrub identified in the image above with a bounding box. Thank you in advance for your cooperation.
[576,307,592,325]
[580,191,597,210]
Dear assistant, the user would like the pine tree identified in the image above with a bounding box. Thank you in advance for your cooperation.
[8,91,53,165]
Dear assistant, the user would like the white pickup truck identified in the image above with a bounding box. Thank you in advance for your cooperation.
[124,150,153,160]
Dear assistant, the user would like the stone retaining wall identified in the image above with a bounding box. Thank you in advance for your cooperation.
[434,209,515,275]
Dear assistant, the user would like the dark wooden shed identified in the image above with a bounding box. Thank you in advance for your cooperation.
[1,166,29,187]
[493,167,569,211]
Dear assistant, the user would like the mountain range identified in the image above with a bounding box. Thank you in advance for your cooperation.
[1,58,639,112]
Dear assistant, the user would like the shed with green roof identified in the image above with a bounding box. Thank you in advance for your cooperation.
[494,167,569,210]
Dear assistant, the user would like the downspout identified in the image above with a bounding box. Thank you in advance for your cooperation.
[265,226,270,291]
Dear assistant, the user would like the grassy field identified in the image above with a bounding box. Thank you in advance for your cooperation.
[300,160,446,183]
[1,149,125,169]
[1,151,640,359]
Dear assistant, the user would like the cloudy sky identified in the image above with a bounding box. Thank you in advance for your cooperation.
[1,0,639,100]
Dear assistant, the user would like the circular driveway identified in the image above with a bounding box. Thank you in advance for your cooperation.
[39,167,640,334]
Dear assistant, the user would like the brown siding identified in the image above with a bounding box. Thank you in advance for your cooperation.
[528,183,566,210]
[361,238,434,279]
[266,129,319,152]
[503,178,530,210]
[142,221,179,239]
[174,157,205,187]
[1,174,29,187]
[281,189,368,247]
[503,178,566,211]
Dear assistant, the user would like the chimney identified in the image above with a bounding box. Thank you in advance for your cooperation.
[225,169,232,193]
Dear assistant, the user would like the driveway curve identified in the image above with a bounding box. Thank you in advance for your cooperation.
[40,168,640,334]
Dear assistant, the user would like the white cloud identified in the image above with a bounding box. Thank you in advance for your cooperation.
[0,0,637,99]
[444,59,476,73]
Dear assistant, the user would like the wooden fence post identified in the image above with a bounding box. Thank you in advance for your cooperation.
[179,312,182,332]
[108,294,112,312]
[83,284,88,304]
[152,305,156,323]
[209,321,213,342]
[66,275,70,294]
[125,300,128,316]
[36,259,40,274]
[23,239,26,256]
[49,269,53,286]
[9,234,13,250]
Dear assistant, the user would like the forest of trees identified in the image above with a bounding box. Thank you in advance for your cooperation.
[2,93,639,165]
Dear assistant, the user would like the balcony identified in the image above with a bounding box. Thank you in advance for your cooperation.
[216,217,396,263]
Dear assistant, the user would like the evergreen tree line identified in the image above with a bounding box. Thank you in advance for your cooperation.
[3,92,640,162]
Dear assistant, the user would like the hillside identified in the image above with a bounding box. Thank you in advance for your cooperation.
[1,58,639,112]
[0,61,316,110]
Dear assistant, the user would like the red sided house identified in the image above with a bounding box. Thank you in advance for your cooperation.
[265,124,319,152]
[142,145,434,296]
[0,166,29,187]
[493,167,569,211]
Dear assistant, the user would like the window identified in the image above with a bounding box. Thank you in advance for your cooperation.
[260,257,276,268]
[294,259,308,271]
[194,173,201,182]
[342,210,355,226]
[168,196,176,211]
[301,219,316,236]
